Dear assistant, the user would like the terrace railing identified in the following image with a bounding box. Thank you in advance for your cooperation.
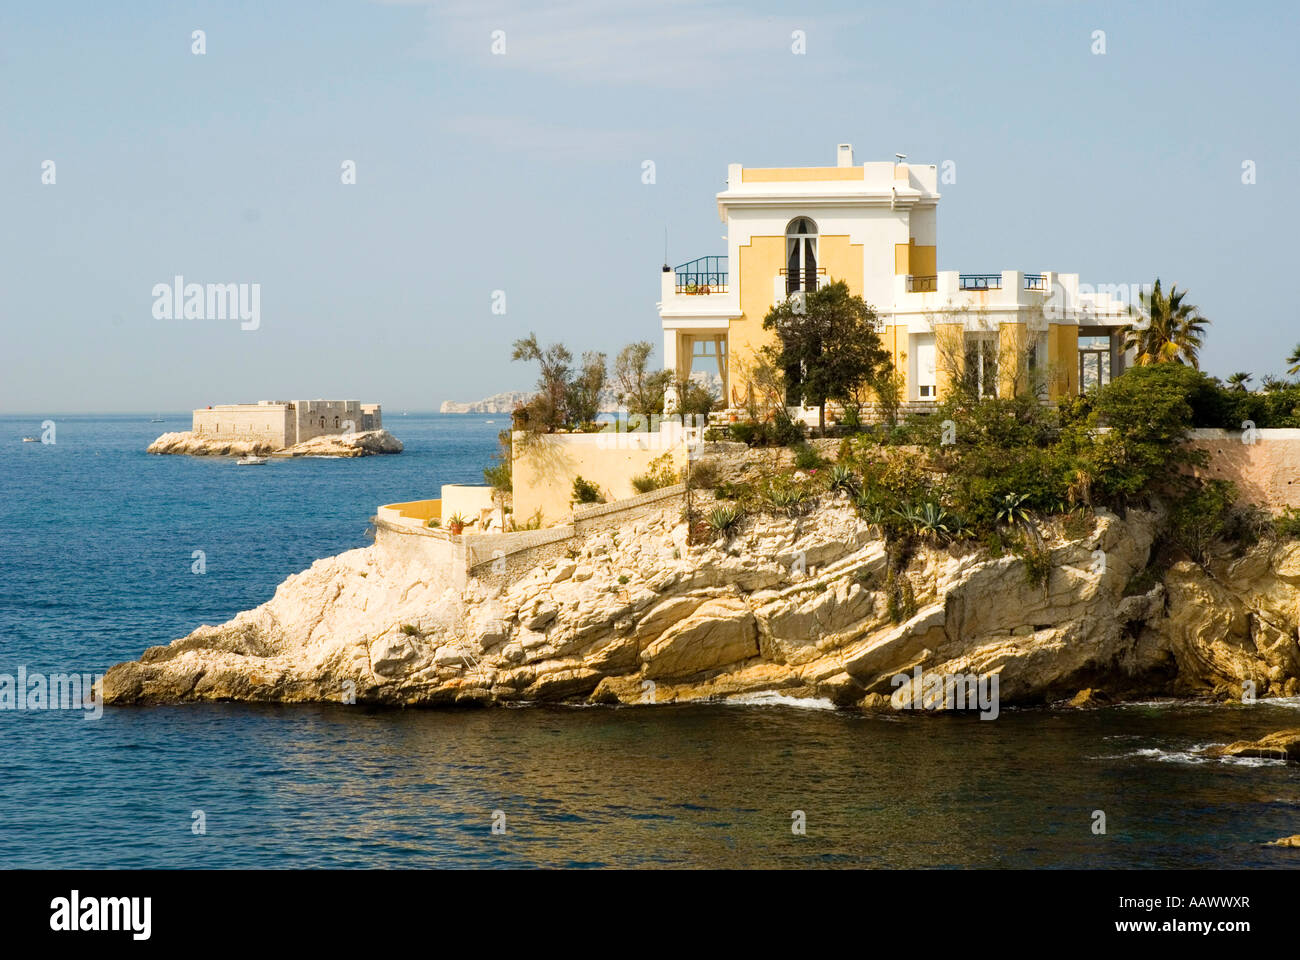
[959,273,1002,290]
[1024,274,1046,291]
[907,274,938,292]
[674,256,728,294]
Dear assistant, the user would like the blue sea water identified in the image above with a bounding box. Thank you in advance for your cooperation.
[2,413,1299,868]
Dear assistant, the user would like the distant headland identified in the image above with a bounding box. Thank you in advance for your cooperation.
[440,391,531,415]
[147,399,402,457]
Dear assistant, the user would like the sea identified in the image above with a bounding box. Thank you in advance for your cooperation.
[1,412,1299,868]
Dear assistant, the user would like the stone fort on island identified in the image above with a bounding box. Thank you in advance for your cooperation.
[193,400,383,448]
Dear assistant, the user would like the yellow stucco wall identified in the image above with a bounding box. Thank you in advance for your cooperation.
[728,234,863,404]
[883,324,909,398]
[933,323,966,400]
[741,167,863,182]
[1047,324,1079,399]
[442,485,497,526]
[998,322,1028,398]
[893,239,937,277]
[512,433,687,527]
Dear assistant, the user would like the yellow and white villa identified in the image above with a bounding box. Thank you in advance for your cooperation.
[661,143,1133,410]
[381,144,1159,531]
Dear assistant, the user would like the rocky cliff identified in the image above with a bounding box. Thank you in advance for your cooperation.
[147,429,403,457]
[101,496,1300,709]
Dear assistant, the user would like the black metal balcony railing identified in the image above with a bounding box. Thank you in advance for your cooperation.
[907,274,937,292]
[959,273,1003,290]
[674,255,727,294]
[1024,274,1046,291]
[779,266,825,295]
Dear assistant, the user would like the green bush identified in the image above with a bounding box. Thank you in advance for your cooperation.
[793,443,824,470]
[1276,508,1300,540]
[571,476,604,504]
[1167,478,1238,565]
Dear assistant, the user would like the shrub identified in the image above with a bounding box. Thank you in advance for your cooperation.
[571,476,604,504]
[1061,509,1096,541]
[1166,478,1238,566]
[1276,508,1300,540]
[884,569,917,623]
[631,452,680,493]
[793,443,824,470]
[728,416,806,447]
[688,458,723,491]
[1013,538,1053,590]
[400,623,420,636]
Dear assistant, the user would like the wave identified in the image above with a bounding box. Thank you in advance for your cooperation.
[722,692,838,711]
[1092,744,1288,766]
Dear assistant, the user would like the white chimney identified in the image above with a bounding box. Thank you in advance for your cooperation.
[836,143,854,168]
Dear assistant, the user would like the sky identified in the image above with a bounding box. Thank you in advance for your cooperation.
[2,0,1298,413]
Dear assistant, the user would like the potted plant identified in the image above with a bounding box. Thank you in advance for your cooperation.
[447,512,468,535]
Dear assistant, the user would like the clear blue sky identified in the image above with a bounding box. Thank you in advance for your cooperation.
[3,0,1297,413]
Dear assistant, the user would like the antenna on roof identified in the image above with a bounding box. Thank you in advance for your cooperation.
[663,227,669,272]
[895,153,907,162]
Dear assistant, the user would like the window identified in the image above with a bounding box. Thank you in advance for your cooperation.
[915,334,936,399]
[320,417,326,427]
[785,217,818,295]
[964,335,999,398]
[334,417,340,428]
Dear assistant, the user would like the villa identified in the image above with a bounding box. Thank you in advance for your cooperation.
[659,143,1133,412]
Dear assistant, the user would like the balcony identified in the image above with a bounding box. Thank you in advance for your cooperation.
[779,266,826,295]
[959,273,1003,291]
[907,274,937,293]
[674,255,728,294]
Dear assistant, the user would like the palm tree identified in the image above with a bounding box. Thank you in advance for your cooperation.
[1226,371,1253,392]
[1287,344,1300,376]
[1122,278,1208,368]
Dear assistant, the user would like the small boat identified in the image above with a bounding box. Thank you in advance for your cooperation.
[150,417,165,423]
[235,455,268,466]
[21,437,38,443]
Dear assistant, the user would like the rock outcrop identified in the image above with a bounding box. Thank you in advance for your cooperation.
[100,498,1300,709]
[1204,728,1300,763]
[147,429,402,457]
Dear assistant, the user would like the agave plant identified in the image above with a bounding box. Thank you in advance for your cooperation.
[827,463,859,497]
[995,492,1032,527]
[891,503,923,534]
[706,504,745,537]
[914,501,952,541]
[762,481,810,518]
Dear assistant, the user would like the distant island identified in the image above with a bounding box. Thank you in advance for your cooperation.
[148,399,402,457]
[440,391,532,415]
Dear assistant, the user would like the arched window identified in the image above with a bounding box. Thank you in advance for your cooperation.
[333,417,340,428]
[785,218,818,294]
[320,417,326,428]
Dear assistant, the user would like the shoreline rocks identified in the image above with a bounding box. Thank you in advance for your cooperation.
[147,429,402,458]
[1204,729,1300,763]
[100,500,1300,711]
